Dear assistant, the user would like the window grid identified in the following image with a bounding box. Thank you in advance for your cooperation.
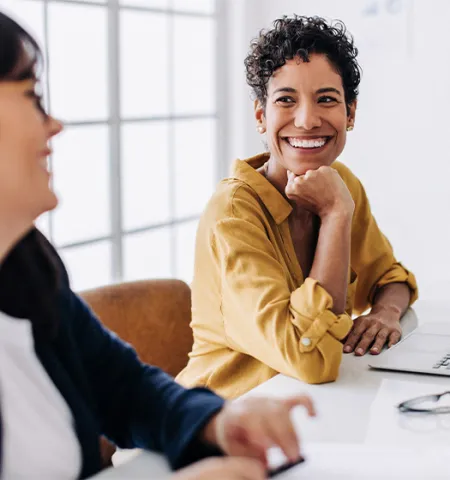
[62,113,217,128]
[108,0,123,280]
[25,0,219,287]
[168,7,176,276]
[57,213,201,250]
[43,0,216,18]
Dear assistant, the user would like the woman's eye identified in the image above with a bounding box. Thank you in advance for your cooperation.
[35,95,45,111]
[318,95,338,104]
[275,96,295,105]
[27,91,48,116]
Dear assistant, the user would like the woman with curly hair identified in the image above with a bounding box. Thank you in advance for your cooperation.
[177,15,418,398]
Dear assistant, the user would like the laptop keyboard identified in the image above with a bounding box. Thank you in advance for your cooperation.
[433,354,450,369]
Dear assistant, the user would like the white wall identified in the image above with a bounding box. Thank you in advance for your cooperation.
[224,0,450,301]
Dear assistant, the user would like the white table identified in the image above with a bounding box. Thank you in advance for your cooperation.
[92,450,169,479]
[245,301,450,444]
[92,300,450,478]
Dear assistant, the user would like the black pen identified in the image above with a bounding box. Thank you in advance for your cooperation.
[267,456,305,478]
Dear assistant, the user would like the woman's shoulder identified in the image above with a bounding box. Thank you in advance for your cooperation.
[332,160,358,183]
[331,161,365,199]
[203,176,268,226]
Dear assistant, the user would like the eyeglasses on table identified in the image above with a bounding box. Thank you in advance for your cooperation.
[397,391,450,414]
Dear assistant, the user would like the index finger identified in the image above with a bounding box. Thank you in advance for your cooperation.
[286,170,296,182]
[259,404,301,462]
[343,319,369,353]
[283,395,316,417]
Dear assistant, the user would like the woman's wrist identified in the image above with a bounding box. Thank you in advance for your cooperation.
[370,303,403,323]
[371,283,411,323]
[319,208,353,227]
[201,415,218,445]
[200,409,224,448]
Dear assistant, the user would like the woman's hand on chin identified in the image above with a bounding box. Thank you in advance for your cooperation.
[285,166,354,219]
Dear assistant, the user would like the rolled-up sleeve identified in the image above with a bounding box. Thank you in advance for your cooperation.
[213,206,352,385]
[367,262,418,306]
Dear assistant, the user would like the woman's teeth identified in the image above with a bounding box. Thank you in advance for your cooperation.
[287,137,327,149]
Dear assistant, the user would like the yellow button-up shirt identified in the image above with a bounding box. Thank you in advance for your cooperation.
[176,153,418,398]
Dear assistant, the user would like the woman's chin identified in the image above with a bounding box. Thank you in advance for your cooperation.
[35,191,59,219]
[45,192,59,212]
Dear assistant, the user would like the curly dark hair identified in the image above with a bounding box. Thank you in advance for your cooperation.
[245,15,361,110]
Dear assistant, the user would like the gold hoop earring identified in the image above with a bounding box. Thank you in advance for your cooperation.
[346,125,354,132]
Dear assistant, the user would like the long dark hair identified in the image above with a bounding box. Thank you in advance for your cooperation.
[0,12,64,338]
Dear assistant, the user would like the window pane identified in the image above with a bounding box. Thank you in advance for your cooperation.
[175,220,199,284]
[173,16,215,115]
[174,119,216,218]
[121,11,169,118]
[120,0,169,7]
[124,228,171,281]
[51,125,111,246]
[122,122,170,231]
[59,241,112,292]
[48,3,108,121]
[173,0,215,14]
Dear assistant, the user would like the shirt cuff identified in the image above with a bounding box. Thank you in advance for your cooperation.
[369,263,418,306]
[290,278,353,353]
[170,388,225,470]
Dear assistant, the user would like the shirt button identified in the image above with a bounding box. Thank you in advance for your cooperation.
[301,337,311,346]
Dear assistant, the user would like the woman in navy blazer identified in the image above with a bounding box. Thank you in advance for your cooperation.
[0,11,315,480]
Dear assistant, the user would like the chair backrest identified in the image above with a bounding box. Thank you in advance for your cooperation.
[80,279,193,378]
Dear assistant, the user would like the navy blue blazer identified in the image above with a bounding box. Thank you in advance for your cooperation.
[0,282,224,479]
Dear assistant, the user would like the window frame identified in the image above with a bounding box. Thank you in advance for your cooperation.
[16,0,226,288]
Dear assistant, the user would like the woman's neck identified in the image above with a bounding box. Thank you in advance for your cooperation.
[262,156,289,196]
[261,155,315,221]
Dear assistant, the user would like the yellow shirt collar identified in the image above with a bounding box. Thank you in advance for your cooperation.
[230,153,292,225]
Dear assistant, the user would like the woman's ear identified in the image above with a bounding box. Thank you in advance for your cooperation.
[347,100,357,130]
[254,99,266,134]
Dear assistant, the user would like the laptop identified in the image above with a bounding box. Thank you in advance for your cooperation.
[368,322,450,377]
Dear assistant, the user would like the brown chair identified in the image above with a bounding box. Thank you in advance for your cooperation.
[80,278,193,378]
[79,278,193,467]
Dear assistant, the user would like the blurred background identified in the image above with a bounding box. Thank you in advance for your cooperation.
[1,0,448,302]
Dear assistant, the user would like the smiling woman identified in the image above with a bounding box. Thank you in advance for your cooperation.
[176,15,419,399]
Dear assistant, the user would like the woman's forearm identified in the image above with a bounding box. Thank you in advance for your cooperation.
[309,212,353,314]
[371,282,411,320]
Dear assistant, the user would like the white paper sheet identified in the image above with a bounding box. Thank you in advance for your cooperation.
[269,443,450,479]
[365,379,450,445]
